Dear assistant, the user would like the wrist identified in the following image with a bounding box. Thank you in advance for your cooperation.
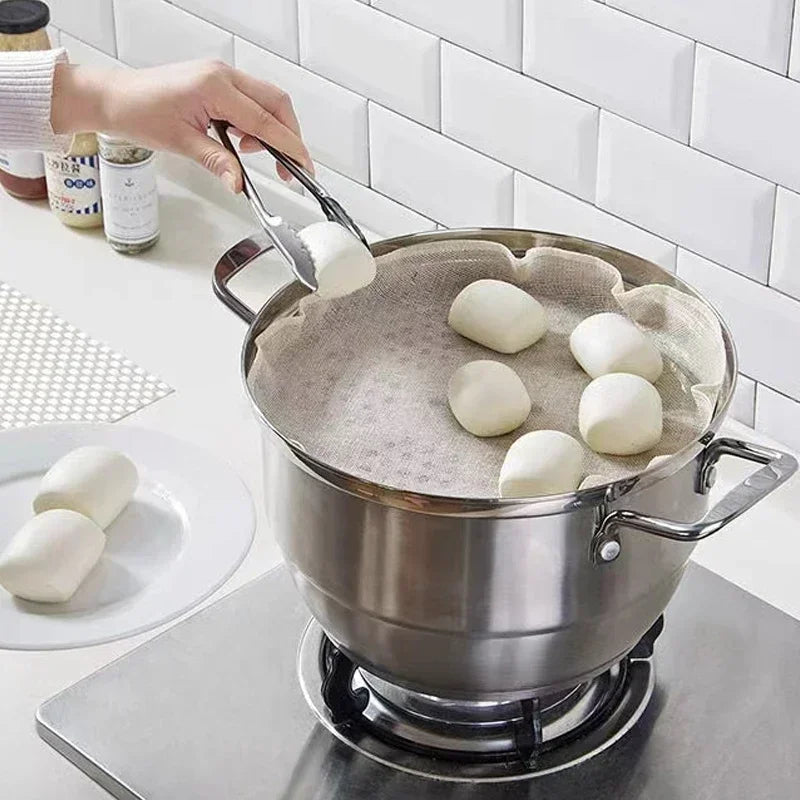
[51,63,114,136]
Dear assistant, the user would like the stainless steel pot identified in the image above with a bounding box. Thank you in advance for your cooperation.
[214,228,797,701]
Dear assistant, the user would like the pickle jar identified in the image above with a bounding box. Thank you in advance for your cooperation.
[0,0,51,200]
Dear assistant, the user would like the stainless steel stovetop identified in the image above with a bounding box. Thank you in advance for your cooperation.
[37,563,800,799]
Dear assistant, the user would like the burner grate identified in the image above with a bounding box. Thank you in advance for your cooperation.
[299,618,662,782]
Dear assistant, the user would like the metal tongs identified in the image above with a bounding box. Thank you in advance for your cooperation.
[211,120,368,292]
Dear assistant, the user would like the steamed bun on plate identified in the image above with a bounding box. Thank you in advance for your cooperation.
[34,446,138,529]
[0,510,105,603]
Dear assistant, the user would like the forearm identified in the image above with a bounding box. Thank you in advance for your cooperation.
[50,62,115,137]
[0,48,71,151]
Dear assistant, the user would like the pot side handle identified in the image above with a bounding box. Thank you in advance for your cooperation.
[591,438,797,565]
[213,233,274,325]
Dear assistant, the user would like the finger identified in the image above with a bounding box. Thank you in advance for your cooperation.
[235,134,292,181]
[224,89,313,174]
[181,130,242,192]
[237,134,263,153]
[230,70,303,138]
[238,133,312,182]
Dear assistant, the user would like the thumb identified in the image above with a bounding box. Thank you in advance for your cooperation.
[181,131,242,192]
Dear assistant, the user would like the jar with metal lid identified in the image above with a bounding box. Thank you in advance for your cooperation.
[0,0,51,200]
[44,133,103,228]
[97,134,160,254]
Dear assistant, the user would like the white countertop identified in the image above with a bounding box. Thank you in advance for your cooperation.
[1,156,799,799]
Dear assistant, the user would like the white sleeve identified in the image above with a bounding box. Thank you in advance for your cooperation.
[0,48,71,152]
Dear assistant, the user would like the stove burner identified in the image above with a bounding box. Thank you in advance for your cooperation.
[298,617,662,782]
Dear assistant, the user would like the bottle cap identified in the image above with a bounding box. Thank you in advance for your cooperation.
[0,0,49,34]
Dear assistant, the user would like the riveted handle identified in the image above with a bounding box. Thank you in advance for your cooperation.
[591,438,797,564]
[212,232,273,324]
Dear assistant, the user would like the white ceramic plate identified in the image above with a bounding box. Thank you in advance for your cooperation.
[0,424,255,649]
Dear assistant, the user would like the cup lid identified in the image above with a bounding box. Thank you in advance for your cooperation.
[0,0,49,34]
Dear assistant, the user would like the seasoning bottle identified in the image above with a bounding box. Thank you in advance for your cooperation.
[97,134,160,254]
[0,0,51,200]
[44,133,103,228]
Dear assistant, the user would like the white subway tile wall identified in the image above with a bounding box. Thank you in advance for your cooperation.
[234,38,368,182]
[314,164,436,238]
[791,10,800,80]
[608,0,794,73]
[51,0,117,56]
[770,188,800,302]
[59,31,123,70]
[114,0,233,67]
[373,0,523,69]
[514,172,677,271]
[171,0,299,61]
[756,386,800,453]
[369,104,513,228]
[60,0,800,440]
[730,375,757,428]
[677,250,800,400]
[298,0,440,127]
[692,46,800,192]
[442,44,598,200]
[523,0,695,141]
[597,113,775,282]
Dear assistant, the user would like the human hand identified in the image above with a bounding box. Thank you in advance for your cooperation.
[51,59,312,192]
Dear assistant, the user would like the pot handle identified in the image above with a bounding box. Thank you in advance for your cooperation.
[591,437,797,565]
[213,232,274,324]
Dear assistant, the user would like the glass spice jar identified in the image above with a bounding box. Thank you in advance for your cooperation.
[44,133,103,228]
[97,133,160,254]
[0,0,51,200]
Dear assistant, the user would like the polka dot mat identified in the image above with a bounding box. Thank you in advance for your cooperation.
[0,282,173,429]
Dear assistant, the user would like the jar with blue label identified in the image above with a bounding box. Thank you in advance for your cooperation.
[44,133,103,228]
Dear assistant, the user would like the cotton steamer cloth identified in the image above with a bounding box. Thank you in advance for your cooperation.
[248,240,726,498]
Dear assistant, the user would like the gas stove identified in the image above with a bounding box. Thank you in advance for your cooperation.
[37,563,800,799]
[299,618,660,781]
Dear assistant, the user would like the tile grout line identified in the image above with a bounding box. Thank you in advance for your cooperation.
[687,41,698,142]
[365,101,373,188]
[786,0,797,76]
[437,38,444,134]
[755,380,800,406]
[109,0,119,58]
[766,186,780,287]
[589,107,601,207]
[294,0,302,63]
[754,382,763,431]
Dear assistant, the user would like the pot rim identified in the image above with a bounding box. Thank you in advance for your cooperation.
[240,227,737,517]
